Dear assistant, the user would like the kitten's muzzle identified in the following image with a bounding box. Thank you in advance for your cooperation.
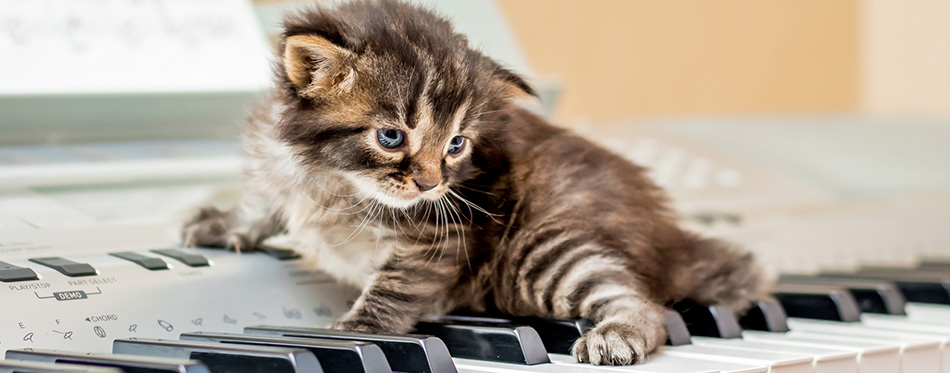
[413,179,438,192]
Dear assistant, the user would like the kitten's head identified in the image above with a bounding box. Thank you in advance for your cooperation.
[275,0,534,209]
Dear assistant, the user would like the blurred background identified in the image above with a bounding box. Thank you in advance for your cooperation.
[1,0,948,275]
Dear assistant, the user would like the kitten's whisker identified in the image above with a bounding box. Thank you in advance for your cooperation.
[307,176,363,198]
[445,196,472,272]
[301,190,371,214]
[414,200,433,249]
[333,200,380,247]
[454,183,498,198]
[423,200,442,267]
[448,189,503,224]
[435,197,449,263]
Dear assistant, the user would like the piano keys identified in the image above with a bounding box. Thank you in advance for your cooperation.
[5,224,950,372]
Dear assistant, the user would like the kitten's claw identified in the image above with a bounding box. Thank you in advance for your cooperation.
[181,206,252,252]
[572,322,653,365]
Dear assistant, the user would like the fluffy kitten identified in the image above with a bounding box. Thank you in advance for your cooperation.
[182,0,764,365]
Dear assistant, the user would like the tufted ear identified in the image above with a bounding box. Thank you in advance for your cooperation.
[493,65,537,100]
[283,34,356,97]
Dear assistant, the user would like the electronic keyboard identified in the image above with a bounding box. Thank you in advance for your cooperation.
[3,223,950,373]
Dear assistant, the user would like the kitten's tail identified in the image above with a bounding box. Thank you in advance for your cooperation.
[676,233,768,313]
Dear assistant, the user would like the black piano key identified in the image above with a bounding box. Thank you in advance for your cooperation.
[0,359,125,373]
[5,348,209,373]
[663,311,693,346]
[112,338,321,373]
[244,325,457,373]
[772,283,862,322]
[412,320,550,365]
[672,299,742,339]
[440,314,593,356]
[738,299,789,332]
[506,317,592,355]
[180,332,391,373]
[779,275,906,315]
[821,270,950,305]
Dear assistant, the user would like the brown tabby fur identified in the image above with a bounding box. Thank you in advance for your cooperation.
[181,0,764,365]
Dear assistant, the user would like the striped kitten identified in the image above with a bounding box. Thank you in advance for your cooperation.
[181,0,765,365]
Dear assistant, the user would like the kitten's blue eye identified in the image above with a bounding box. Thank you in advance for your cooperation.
[376,128,405,149]
[447,136,466,155]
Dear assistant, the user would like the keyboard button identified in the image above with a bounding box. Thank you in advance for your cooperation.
[180,332,391,373]
[0,261,39,282]
[779,276,906,315]
[673,299,742,338]
[738,300,789,332]
[0,358,125,372]
[259,246,302,260]
[244,325,455,373]
[151,249,210,267]
[772,284,862,322]
[918,260,950,271]
[5,348,209,373]
[664,310,694,346]
[413,320,550,365]
[113,338,321,373]
[109,251,169,270]
[28,257,97,277]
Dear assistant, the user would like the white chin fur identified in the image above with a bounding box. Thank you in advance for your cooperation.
[342,173,427,209]
[372,192,421,209]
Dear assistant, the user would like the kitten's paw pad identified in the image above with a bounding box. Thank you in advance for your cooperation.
[181,206,250,252]
[572,322,651,366]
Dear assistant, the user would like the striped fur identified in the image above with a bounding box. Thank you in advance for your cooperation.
[181,0,765,365]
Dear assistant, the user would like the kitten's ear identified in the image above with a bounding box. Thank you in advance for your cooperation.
[494,66,538,100]
[283,34,355,97]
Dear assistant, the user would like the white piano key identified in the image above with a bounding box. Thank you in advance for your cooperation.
[786,319,941,373]
[548,353,768,373]
[690,337,858,373]
[453,358,717,373]
[905,302,950,323]
[861,313,950,334]
[655,344,814,373]
[855,314,950,372]
[741,331,900,373]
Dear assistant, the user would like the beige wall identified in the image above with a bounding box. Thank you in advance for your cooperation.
[862,0,950,119]
[497,0,861,121]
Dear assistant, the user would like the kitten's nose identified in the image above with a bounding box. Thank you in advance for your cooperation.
[413,179,438,192]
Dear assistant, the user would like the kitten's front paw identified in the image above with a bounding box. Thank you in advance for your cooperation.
[327,320,384,333]
[572,321,657,365]
[181,206,252,252]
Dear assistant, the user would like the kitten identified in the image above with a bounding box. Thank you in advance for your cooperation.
[181,0,765,365]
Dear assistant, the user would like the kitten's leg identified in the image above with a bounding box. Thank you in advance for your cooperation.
[678,234,766,312]
[329,253,459,333]
[567,278,668,365]
[180,195,282,252]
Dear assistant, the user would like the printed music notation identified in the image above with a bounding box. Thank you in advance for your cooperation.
[0,0,272,94]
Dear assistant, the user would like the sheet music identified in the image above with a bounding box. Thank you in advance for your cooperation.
[0,0,273,94]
